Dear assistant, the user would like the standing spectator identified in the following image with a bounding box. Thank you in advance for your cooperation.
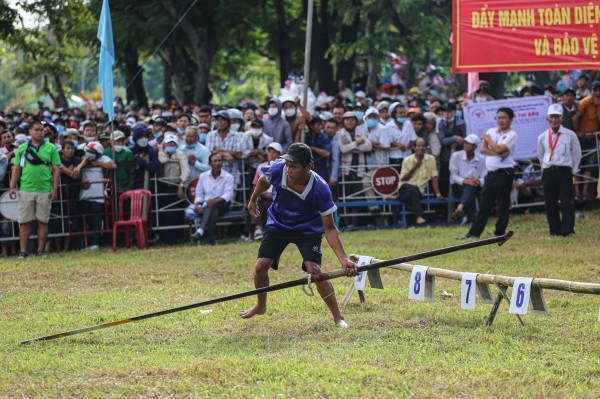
[79,141,116,250]
[130,126,159,189]
[241,118,273,176]
[389,138,442,225]
[575,75,590,100]
[331,104,346,130]
[537,104,582,236]
[105,130,135,195]
[449,134,486,221]
[149,117,168,149]
[304,116,332,181]
[263,98,293,151]
[423,112,442,159]
[205,111,243,181]
[459,107,517,239]
[337,111,372,200]
[9,121,61,258]
[324,118,341,189]
[573,81,600,201]
[388,104,417,172]
[179,126,210,187]
[377,101,393,127]
[228,108,245,133]
[438,103,467,196]
[191,153,235,245]
[561,88,578,131]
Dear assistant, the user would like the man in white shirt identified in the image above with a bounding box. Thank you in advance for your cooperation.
[537,104,582,236]
[191,153,235,245]
[459,107,517,239]
[449,134,486,221]
[388,103,417,170]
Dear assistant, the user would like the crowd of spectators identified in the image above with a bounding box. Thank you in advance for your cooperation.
[1,71,598,255]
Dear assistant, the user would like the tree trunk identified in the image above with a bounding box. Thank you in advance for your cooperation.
[123,44,148,108]
[161,51,174,105]
[365,1,389,97]
[335,1,360,86]
[312,0,334,94]
[52,74,69,109]
[274,0,291,89]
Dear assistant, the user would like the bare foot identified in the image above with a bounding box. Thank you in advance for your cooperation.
[335,318,349,328]
[239,304,266,319]
[416,216,426,224]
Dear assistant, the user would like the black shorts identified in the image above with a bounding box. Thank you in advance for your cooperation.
[257,228,323,271]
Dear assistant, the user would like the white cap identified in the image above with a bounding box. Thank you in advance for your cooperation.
[355,90,366,98]
[267,142,283,153]
[465,134,480,146]
[547,103,563,116]
[163,133,178,145]
[365,107,379,117]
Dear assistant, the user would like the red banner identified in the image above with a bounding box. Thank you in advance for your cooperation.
[453,0,600,72]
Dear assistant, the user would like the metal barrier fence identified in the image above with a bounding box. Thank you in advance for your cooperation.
[1,136,598,244]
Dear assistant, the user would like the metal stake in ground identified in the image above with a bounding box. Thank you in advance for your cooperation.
[20,232,513,345]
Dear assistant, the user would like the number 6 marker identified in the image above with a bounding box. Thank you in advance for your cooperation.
[354,256,373,291]
[509,277,534,314]
[461,273,478,310]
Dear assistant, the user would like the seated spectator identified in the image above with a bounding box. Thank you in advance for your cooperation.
[389,138,442,224]
[304,116,332,181]
[79,141,116,250]
[515,162,544,207]
[179,126,210,187]
[130,126,159,189]
[191,153,235,245]
[449,134,486,221]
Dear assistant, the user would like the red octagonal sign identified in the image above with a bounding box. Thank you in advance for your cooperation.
[371,167,400,197]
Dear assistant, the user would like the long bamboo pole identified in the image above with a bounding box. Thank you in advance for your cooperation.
[20,232,513,345]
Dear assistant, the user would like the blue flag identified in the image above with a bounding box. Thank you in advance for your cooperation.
[97,0,115,121]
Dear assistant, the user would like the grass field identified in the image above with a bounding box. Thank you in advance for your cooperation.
[1,211,600,398]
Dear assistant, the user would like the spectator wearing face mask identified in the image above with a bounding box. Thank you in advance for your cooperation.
[228,108,245,133]
[387,103,417,172]
[438,103,467,196]
[263,98,293,151]
[242,118,273,174]
[179,126,211,188]
[175,114,192,139]
[197,123,210,145]
[130,126,159,189]
[105,130,135,195]
[79,141,116,250]
[149,118,168,149]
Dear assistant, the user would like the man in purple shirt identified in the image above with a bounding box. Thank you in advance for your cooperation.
[239,143,358,328]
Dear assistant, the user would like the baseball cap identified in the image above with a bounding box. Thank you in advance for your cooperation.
[98,132,111,140]
[562,88,576,96]
[267,142,283,153]
[163,134,178,145]
[343,111,357,119]
[547,103,563,116]
[407,107,421,115]
[443,103,457,112]
[250,117,263,127]
[377,101,390,111]
[465,134,480,146]
[365,107,379,117]
[282,142,313,165]
[152,118,167,127]
[111,130,126,141]
[355,90,366,98]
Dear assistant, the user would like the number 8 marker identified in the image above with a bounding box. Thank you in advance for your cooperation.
[408,266,429,301]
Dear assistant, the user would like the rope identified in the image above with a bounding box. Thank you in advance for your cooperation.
[302,274,314,297]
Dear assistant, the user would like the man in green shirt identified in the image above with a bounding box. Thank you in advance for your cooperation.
[9,121,61,258]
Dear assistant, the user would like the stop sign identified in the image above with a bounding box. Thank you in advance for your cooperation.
[371,167,400,196]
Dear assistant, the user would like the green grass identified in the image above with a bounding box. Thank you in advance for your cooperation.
[1,211,600,398]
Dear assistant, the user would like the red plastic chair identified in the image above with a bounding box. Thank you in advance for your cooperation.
[112,189,151,252]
